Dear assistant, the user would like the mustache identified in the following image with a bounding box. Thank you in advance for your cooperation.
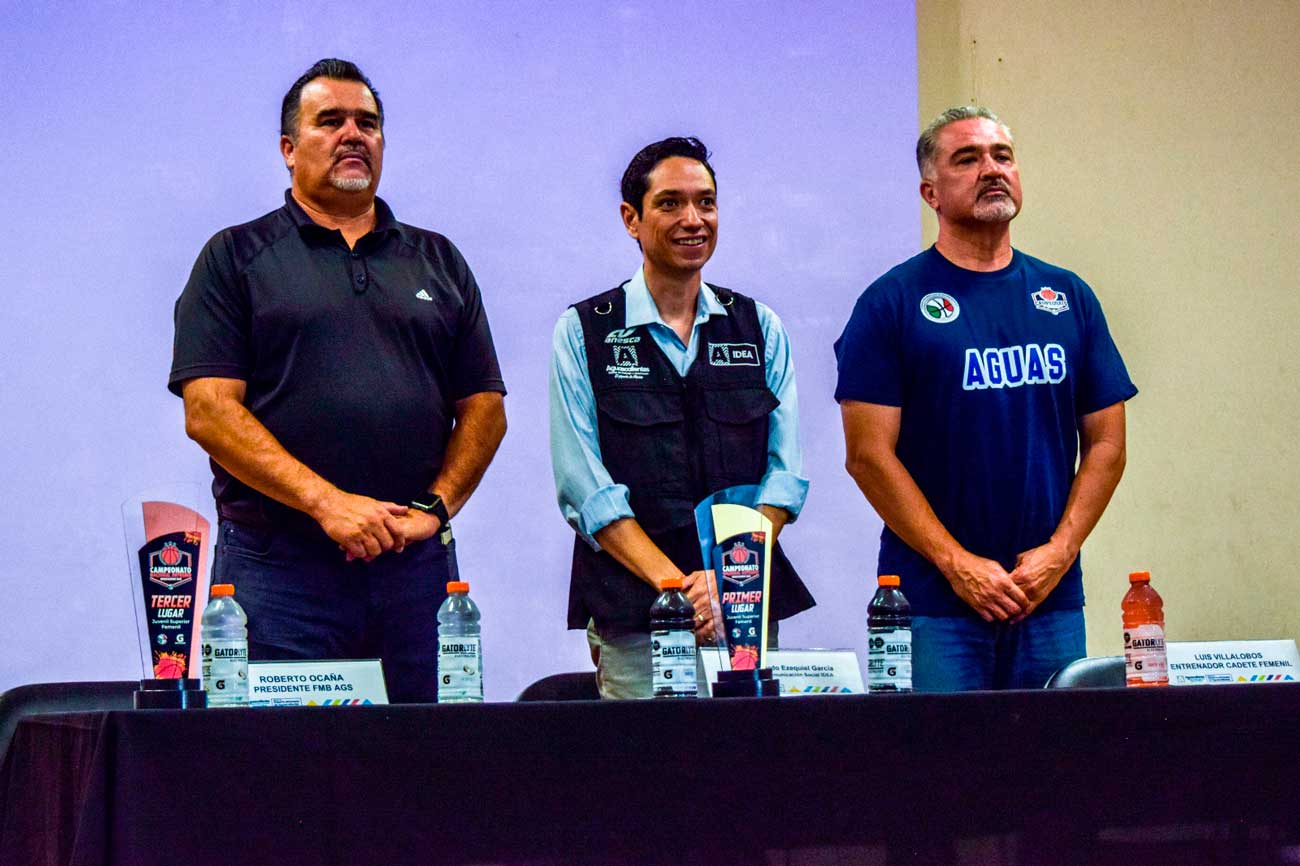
[333,147,371,166]
[979,180,1010,195]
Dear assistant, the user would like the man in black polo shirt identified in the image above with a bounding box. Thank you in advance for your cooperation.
[170,59,507,703]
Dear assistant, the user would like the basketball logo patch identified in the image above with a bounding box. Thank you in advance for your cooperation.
[1031,287,1069,315]
[920,292,960,324]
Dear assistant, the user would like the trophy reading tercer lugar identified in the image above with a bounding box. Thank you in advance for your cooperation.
[122,493,212,707]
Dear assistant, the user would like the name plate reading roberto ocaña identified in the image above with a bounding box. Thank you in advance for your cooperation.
[248,659,389,706]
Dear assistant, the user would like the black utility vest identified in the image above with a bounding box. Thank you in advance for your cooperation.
[567,284,814,632]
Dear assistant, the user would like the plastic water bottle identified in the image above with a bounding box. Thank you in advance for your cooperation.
[201,583,249,707]
[437,581,483,703]
[650,575,697,698]
[868,574,912,693]
[1123,570,1168,687]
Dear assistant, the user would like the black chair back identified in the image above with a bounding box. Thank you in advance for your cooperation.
[516,672,600,702]
[0,681,137,761]
[1044,655,1125,688]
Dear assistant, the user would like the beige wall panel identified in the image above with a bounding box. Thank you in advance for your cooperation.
[916,0,1300,657]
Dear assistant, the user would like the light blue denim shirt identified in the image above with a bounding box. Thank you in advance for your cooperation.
[549,267,809,550]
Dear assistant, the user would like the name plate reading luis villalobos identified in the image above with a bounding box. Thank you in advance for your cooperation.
[1167,640,1300,686]
[248,659,389,706]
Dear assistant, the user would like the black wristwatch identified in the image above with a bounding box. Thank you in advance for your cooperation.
[410,492,450,528]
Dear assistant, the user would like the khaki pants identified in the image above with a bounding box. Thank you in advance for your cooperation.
[586,619,780,700]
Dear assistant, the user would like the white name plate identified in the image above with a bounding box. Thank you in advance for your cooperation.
[248,659,389,706]
[1167,640,1300,686]
[699,648,864,696]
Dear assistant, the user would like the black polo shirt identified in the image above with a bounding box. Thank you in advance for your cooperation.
[170,191,506,535]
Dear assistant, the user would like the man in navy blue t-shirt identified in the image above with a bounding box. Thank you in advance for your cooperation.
[834,107,1137,691]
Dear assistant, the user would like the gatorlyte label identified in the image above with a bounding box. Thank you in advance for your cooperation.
[867,627,912,692]
[1125,624,1167,685]
[438,636,483,702]
[201,638,248,706]
[651,629,698,697]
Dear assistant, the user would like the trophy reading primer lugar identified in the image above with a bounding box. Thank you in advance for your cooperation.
[695,486,780,697]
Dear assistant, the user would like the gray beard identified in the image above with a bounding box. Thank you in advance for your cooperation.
[973,198,1018,222]
[331,175,372,192]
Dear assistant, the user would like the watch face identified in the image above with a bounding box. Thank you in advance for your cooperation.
[412,494,448,523]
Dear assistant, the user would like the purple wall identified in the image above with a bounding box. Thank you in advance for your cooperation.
[1,2,918,699]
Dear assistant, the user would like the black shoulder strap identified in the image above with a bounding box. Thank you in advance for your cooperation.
[710,284,736,308]
[573,284,627,349]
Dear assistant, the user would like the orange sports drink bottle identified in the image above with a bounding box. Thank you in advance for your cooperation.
[1122,571,1168,687]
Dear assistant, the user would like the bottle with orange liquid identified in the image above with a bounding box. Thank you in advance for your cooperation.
[1122,570,1168,687]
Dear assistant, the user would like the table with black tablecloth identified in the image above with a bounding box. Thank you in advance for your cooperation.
[2,685,1298,866]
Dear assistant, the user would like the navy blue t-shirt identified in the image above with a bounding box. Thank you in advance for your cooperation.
[834,247,1137,616]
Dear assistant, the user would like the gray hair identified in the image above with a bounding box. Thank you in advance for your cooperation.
[916,106,1013,177]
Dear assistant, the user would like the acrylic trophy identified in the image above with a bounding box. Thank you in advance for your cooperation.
[694,486,780,697]
[121,485,214,707]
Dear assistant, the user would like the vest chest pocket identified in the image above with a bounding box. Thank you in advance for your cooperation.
[595,389,689,492]
[701,388,778,482]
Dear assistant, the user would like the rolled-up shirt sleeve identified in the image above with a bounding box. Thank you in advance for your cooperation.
[755,302,810,519]
[549,308,634,549]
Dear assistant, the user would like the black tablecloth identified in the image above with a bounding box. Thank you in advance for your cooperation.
[2,685,1298,866]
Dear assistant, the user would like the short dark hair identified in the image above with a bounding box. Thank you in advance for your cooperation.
[620,137,716,217]
[280,58,384,139]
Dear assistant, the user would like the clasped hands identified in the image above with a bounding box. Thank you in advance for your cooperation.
[945,537,1079,623]
[314,490,442,562]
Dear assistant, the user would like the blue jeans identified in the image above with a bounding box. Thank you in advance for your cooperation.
[912,608,1086,691]
[212,520,458,704]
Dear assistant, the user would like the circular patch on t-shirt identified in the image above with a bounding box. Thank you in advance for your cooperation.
[919,292,961,324]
